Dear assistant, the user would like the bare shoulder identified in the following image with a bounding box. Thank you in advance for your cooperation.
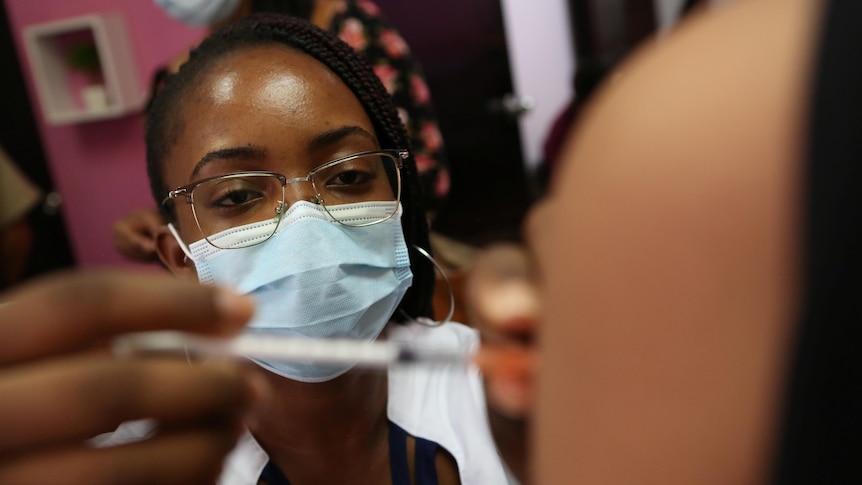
[534,0,826,484]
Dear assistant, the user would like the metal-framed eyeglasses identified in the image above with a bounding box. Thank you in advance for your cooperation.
[162,149,406,250]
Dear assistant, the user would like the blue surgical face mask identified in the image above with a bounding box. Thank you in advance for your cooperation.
[154,0,241,27]
[170,201,413,382]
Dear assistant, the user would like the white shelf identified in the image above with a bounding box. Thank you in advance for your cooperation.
[23,13,146,125]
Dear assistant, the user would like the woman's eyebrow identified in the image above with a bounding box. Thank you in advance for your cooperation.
[190,146,267,178]
[308,126,377,152]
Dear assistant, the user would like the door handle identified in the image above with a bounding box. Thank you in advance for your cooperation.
[487,93,535,119]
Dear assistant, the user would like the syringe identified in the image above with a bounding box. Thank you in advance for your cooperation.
[112,331,474,368]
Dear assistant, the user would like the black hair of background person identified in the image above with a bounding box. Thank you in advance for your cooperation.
[146,13,435,322]
[0,3,75,287]
[250,0,315,19]
[773,0,862,482]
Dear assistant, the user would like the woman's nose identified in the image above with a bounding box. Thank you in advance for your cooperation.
[284,181,320,206]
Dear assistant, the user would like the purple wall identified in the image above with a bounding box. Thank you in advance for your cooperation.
[4,0,204,268]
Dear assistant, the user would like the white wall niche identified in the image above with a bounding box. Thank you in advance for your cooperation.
[23,13,146,125]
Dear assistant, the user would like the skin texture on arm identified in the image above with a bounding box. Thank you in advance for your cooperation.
[0,271,264,485]
[531,0,820,483]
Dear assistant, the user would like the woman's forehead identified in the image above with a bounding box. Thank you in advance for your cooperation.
[178,45,376,143]
[164,44,378,184]
[197,45,354,108]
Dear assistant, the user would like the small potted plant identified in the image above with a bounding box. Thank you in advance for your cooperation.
[66,40,109,110]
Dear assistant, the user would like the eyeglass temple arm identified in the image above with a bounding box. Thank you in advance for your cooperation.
[167,223,195,262]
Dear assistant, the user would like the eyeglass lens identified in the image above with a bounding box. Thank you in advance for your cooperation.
[191,153,401,247]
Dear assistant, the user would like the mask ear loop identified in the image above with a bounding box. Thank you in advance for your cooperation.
[167,223,195,265]
[167,223,197,363]
[400,245,454,327]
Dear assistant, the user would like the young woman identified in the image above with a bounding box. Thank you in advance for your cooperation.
[114,0,448,263]
[104,13,511,484]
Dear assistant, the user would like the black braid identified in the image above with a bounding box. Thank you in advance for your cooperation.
[146,13,434,321]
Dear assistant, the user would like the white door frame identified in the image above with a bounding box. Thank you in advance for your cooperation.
[499,0,576,173]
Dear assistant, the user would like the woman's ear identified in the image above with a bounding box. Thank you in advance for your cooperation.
[155,226,198,281]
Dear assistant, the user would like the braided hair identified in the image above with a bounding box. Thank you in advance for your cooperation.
[145,13,434,322]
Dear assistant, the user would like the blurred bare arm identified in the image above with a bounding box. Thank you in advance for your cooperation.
[531,0,818,483]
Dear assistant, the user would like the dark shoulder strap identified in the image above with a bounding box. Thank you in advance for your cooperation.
[259,460,291,485]
[389,421,442,485]
[774,0,862,482]
[257,423,442,485]
[413,434,440,485]
[389,421,411,485]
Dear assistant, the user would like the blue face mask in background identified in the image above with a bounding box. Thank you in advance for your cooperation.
[174,201,413,382]
[154,0,240,26]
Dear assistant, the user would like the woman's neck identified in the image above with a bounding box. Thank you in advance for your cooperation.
[247,366,391,483]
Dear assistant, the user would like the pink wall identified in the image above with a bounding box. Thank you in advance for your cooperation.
[4,0,204,268]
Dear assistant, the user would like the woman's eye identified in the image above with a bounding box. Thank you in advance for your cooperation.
[212,189,263,207]
[329,170,371,186]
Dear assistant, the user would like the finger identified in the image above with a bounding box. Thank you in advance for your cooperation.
[124,231,158,255]
[115,237,158,263]
[112,214,160,259]
[0,425,242,485]
[474,344,536,381]
[470,280,539,342]
[0,270,254,364]
[0,354,263,454]
[466,244,539,334]
[466,244,532,292]
[140,212,168,235]
[475,344,536,418]
[118,210,165,234]
[128,242,159,263]
[486,375,534,418]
